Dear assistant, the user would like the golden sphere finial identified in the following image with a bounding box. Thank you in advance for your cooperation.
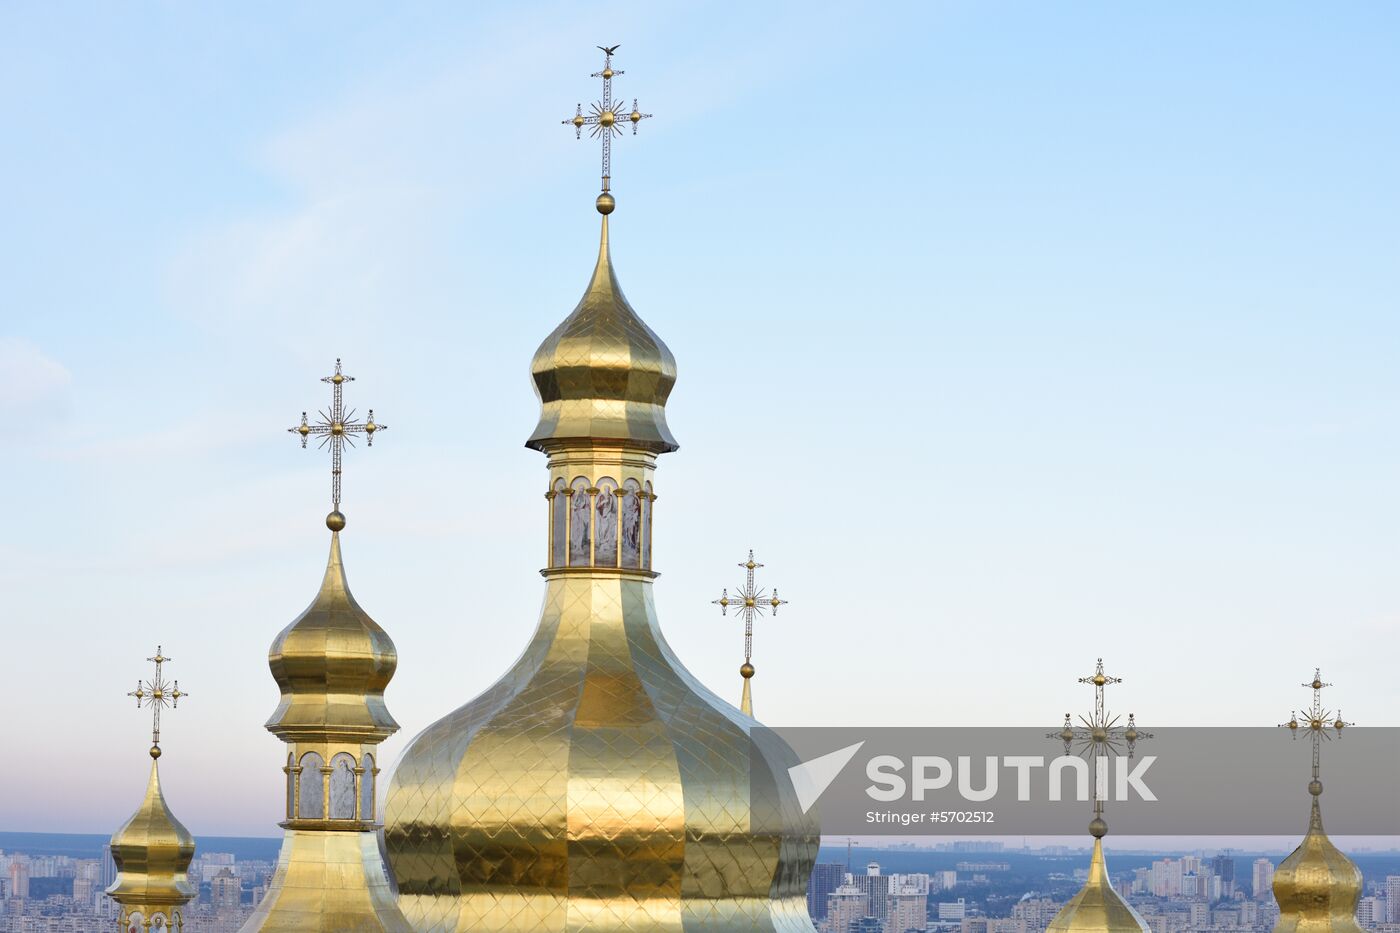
[740,662,755,679]
[1089,816,1108,838]
[1309,779,1323,796]
[150,744,162,760]
[596,192,615,215]
[326,510,347,532]
[599,110,615,127]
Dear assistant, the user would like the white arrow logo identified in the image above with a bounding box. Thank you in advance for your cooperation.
[788,741,866,814]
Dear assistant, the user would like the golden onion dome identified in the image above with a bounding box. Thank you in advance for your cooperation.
[525,216,679,454]
[1272,796,1364,933]
[106,760,196,905]
[265,531,398,742]
[1046,838,1149,933]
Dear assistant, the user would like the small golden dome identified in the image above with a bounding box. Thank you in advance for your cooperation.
[1273,798,1364,933]
[106,760,196,906]
[1046,838,1149,933]
[265,531,399,742]
[526,217,678,454]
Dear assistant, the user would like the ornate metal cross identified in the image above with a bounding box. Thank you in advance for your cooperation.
[288,359,386,511]
[1280,668,1351,788]
[128,645,186,756]
[562,45,652,193]
[713,550,787,667]
[1048,658,1149,823]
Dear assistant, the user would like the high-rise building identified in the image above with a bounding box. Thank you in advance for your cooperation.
[858,865,892,922]
[7,861,29,900]
[1356,896,1380,928]
[211,868,241,911]
[938,899,967,922]
[1386,878,1400,922]
[887,890,928,933]
[238,361,411,933]
[827,882,870,933]
[809,864,846,920]
[1253,859,1275,901]
[382,45,819,933]
[1013,897,1059,933]
[1211,855,1236,896]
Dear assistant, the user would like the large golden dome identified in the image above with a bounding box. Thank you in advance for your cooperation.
[107,760,197,910]
[383,210,818,933]
[1272,795,1363,933]
[525,217,678,455]
[265,532,399,742]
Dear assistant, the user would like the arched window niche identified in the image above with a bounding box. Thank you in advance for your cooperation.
[329,753,356,820]
[568,477,591,566]
[620,479,642,568]
[360,753,376,821]
[298,751,325,820]
[550,479,567,567]
[594,478,619,567]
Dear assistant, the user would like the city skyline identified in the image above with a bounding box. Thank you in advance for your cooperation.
[5,840,1400,933]
[4,1,1400,840]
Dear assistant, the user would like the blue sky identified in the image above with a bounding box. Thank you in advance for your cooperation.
[2,2,1398,836]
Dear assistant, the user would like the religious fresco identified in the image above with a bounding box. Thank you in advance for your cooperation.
[569,478,591,564]
[621,479,641,567]
[595,480,618,566]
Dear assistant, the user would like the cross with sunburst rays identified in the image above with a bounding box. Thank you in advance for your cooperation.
[713,550,787,668]
[1048,658,1150,823]
[562,45,652,193]
[1280,668,1351,788]
[288,359,386,511]
[128,645,186,757]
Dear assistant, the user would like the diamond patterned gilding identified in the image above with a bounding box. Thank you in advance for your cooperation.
[385,203,816,933]
[385,578,819,933]
[526,218,679,455]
